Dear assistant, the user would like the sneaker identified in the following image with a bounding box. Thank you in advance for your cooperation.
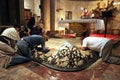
[43,48,50,53]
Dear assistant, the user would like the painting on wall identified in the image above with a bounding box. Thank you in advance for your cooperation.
[65,11,72,20]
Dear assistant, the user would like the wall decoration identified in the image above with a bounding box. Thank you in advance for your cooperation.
[92,0,119,19]
[65,11,72,20]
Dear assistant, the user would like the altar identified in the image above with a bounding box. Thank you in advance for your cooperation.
[58,19,105,35]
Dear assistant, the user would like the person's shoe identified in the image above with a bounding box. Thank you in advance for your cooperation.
[43,48,50,53]
[113,40,120,48]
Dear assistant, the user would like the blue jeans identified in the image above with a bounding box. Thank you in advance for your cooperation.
[17,40,32,58]
[9,40,33,66]
[10,55,31,66]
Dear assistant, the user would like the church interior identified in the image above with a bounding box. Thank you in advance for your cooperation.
[0,0,120,80]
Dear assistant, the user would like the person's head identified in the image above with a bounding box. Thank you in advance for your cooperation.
[20,25,25,31]
[1,27,20,41]
[84,8,88,13]
[80,32,87,41]
[13,23,21,32]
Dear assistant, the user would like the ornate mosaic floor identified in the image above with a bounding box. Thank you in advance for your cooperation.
[32,37,100,72]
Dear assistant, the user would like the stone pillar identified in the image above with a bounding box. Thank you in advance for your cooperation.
[50,0,55,31]
[42,0,50,31]
[19,0,24,25]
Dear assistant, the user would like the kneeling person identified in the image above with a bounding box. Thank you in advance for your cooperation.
[17,35,49,58]
[80,37,120,65]
[0,24,31,68]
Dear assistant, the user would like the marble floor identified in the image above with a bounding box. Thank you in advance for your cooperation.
[21,61,120,80]
[0,37,120,80]
[1,60,119,80]
[20,37,120,80]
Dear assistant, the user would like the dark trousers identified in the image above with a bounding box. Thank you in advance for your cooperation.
[101,40,120,64]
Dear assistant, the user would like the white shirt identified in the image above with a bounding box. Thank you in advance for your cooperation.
[82,37,110,56]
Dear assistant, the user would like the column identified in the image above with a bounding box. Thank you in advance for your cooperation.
[19,0,24,25]
[42,0,50,31]
[50,0,55,31]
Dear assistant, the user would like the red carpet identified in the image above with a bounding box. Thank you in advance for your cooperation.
[90,33,119,40]
[65,33,76,38]
[64,33,119,40]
